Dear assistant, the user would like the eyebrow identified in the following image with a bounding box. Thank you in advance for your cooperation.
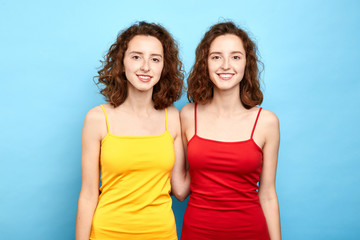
[128,51,163,57]
[209,51,245,56]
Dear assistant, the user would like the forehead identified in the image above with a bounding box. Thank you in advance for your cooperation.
[209,34,245,52]
[127,35,163,54]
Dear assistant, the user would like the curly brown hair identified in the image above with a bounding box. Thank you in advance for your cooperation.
[96,21,184,109]
[187,22,263,109]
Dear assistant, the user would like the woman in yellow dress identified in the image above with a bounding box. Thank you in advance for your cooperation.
[75,22,190,240]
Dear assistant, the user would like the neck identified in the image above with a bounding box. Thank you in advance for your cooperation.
[209,85,246,115]
[122,85,155,115]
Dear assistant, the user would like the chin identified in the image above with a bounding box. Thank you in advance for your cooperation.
[214,82,238,91]
[135,86,154,92]
[129,81,157,92]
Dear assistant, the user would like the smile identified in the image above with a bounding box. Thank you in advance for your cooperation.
[217,73,234,80]
[137,75,152,82]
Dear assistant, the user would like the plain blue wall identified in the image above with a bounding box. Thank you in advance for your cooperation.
[1,0,359,239]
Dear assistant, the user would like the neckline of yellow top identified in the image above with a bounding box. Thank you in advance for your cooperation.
[101,131,173,145]
[99,104,172,143]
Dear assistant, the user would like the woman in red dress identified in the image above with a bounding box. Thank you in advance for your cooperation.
[180,22,281,240]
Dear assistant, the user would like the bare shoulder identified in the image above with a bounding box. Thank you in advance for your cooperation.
[258,108,280,142]
[83,105,107,140]
[167,105,180,119]
[166,105,181,128]
[165,106,181,139]
[180,103,195,123]
[259,108,279,128]
[84,105,106,124]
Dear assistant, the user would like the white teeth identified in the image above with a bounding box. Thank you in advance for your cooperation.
[219,74,233,78]
[138,75,150,79]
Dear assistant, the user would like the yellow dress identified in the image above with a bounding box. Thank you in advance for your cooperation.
[90,105,177,240]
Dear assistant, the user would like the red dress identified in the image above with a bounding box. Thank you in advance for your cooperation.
[181,104,270,240]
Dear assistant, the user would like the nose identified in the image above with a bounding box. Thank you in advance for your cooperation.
[140,59,150,72]
[221,58,230,70]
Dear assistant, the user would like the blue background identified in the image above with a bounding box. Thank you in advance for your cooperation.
[1,0,359,239]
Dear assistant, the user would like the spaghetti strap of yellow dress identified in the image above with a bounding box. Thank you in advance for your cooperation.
[90,105,177,240]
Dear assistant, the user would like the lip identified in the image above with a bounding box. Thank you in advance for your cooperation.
[217,73,234,80]
[137,74,152,82]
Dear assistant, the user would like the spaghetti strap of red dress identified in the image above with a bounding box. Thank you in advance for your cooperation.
[181,104,270,240]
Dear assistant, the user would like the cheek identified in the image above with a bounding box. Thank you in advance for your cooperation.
[240,60,246,71]
[207,62,218,75]
[123,59,135,74]
[155,63,164,76]
[235,61,246,74]
[238,64,246,80]
[208,69,217,83]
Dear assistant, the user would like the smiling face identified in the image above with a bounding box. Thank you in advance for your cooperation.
[123,35,164,92]
[208,34,246,92]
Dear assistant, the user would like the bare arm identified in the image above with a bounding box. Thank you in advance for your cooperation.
[169,106,190,201]
[75,107,104,240]
[258,111,281,240]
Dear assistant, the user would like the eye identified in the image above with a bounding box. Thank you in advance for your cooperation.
[152,57,161,63]
[132,55,141,60]
[233,55,241,60]
[211,55,221,60]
